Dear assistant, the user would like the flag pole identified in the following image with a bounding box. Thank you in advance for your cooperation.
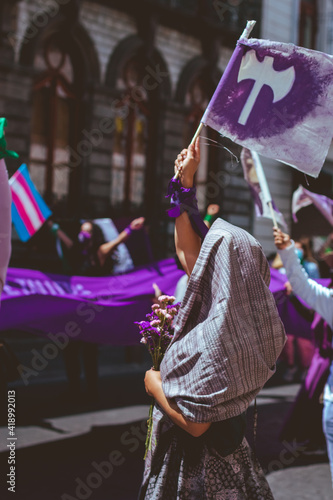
[251,150,279,229]
[173,122,204,179]
[190,122,204,146]
[240,20,257,40]
[174,20,256,180]
[268,201,278,228]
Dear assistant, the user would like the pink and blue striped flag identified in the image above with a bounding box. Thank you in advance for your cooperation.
[9,164,52,242]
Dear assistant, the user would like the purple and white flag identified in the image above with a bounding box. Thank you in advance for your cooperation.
[241,148,287,228]
[202,38,333,178]
[292,185,333,225]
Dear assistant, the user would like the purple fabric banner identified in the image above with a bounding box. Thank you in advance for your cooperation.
[202,38,333,177]
[0,260,184,345]
[0,262,329,345]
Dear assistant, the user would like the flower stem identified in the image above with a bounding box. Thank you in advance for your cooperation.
[144,399,154,460]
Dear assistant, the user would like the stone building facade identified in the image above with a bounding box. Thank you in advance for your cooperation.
[0,0,331,267]
[0,0,263,267]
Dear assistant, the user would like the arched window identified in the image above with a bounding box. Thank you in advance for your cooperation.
[111,56,149,213]
[29,35,80,207]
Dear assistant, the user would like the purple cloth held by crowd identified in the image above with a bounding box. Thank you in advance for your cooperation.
[0,262,329,345]
[0,260,184,345]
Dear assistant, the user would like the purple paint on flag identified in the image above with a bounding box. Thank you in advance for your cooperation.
[202,38,333,177]
[292,185,333,225]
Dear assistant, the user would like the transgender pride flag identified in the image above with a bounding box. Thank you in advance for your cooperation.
[9,164,52,242]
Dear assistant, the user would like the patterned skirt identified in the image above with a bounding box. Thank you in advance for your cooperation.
[139,428,274,500]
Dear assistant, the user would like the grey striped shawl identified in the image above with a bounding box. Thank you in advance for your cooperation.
[160,218,286,423]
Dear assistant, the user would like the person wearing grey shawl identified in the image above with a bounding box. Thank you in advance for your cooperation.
[141,140,286,499]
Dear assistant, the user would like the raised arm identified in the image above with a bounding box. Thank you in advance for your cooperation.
[47,220,74,249]
[204,204,220,228]
[174,139,203,276]
[0,158,12,296]
[97,217,145,267]
[274,228,333,327]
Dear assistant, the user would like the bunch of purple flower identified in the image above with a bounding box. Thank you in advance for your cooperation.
[135,294,181,459]
[135,295,181,370]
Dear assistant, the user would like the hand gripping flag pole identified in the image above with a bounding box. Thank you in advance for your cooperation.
[173,20,257,180]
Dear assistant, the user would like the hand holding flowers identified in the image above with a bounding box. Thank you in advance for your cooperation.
[144,368,162,397]
[135,294,181,370]
[135,294,180,459]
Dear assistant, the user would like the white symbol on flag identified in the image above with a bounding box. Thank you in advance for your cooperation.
[237,50,296,126]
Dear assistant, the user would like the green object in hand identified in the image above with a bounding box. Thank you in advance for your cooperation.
[50,223,60,236]
[204,214,213,223]
[0,118,19,160]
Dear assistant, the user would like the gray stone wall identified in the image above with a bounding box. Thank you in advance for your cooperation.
[2,0,258,264]
[155,26,201,93]
[80,2,137,81]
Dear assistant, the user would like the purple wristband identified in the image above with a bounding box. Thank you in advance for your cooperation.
[166,177,208,240]
[124,226,133,236]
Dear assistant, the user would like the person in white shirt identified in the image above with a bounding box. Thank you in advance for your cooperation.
[274,227,333,482]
